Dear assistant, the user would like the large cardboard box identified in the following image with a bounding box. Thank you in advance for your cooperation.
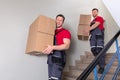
[77,24,90,40]
[26,15,55,55]
[79,14,91,25]
[30,15,55,35]
[77,14,91,40]
[26,31,54,55]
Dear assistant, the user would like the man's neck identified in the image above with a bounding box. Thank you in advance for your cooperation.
[93,15,98,19]
[56,26,63,30]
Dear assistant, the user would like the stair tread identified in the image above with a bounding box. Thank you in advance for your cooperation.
[63,76,76,80]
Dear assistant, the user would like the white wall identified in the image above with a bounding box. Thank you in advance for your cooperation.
[103,0,120,28]
[102,0,120,52]
[0,0,118,80]
[0,0,49,80]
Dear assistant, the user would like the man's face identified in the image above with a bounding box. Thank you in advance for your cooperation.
[56,16,64,28]
[92,10,98,18]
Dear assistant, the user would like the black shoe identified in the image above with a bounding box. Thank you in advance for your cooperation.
[98,67,104,74]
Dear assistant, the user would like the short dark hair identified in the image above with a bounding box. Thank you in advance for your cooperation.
[92,8,99,12]
[56,14,65,22]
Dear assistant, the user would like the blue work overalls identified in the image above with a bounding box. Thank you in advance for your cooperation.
[90,20,105,68]
[47,29,66,80]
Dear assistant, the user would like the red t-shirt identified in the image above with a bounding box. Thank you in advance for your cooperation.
[55,27,71,45]
[92,16,104,30]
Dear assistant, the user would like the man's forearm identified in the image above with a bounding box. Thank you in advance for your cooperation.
[90,22,100,31]
[53,44,70,51]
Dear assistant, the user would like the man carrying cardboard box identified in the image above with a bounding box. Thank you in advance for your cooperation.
[42,14,71,80]
[84,8,105,74]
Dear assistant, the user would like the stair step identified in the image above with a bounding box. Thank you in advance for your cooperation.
[85,52,115,59]
[76,63,89,70]
[85,51,114,57]
[63,76,76,80]
[63,70,82,78]
[76,64,117,74]
[69,65,117,75]
[79,55,86,63]
[69,66,78,71]
[76,58,118,66]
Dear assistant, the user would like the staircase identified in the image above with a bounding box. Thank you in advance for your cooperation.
[62,51,120,80]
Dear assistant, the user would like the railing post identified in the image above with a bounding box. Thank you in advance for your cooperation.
[99,53,117,80]
[115,39,120,63]
[93,66,98,80]
[112,64,120,80]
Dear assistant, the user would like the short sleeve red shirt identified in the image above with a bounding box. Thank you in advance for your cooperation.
[93,16,104,30]
[55,27,71,45]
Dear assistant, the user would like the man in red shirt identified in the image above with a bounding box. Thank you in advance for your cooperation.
[43,14,71,80]
[85,8,105,74]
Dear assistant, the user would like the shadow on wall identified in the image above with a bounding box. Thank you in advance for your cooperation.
[63,23,77,68]
[63,23,76,54]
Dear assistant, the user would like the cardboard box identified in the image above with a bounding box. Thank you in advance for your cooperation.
[77,14,91,40]
[26,15,55,55]
[79,14,91,25]
[77,24,90,40]
[31,15,55,35]
[26,31,54,55]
